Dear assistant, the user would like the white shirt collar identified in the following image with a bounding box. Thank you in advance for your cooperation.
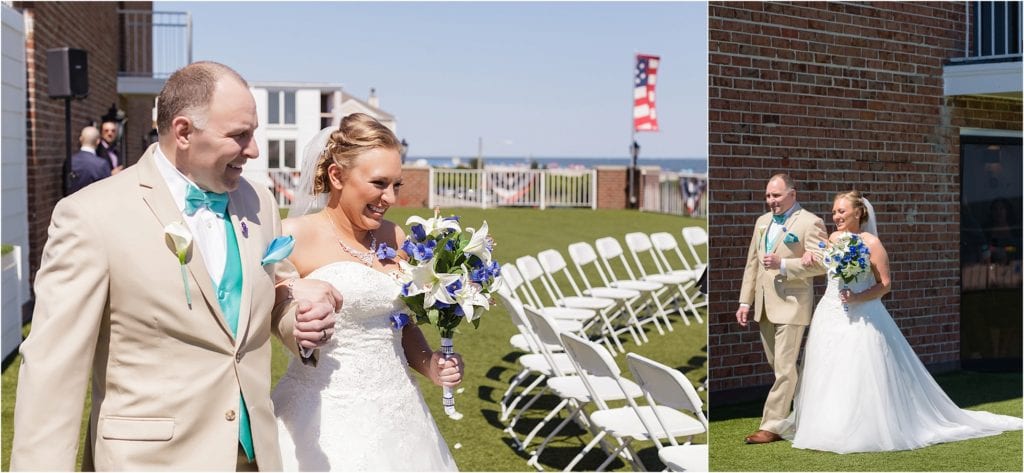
[80,146,96,154]
[153,145,201,214]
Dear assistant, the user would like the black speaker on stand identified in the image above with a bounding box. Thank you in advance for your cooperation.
[47,47,89,196]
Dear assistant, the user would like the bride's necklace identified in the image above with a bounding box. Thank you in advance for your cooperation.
[323,211,377,267]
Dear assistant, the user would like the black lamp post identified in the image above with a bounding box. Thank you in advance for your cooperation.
[628,139,640,208]
[400,138,409,165]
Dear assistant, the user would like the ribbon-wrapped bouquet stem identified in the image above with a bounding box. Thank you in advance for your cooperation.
[397,209,500,419]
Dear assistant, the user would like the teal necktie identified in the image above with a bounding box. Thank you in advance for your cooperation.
[214,208,254,462]
[772,214,786,225]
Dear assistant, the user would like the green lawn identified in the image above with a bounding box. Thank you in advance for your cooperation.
[2,208,707,471]
[709,371,1023,472]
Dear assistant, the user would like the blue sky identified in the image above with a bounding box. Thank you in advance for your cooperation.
[157,1,708,159]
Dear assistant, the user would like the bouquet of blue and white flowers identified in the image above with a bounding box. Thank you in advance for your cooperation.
[397,209,500,419]
[820,233,871,313]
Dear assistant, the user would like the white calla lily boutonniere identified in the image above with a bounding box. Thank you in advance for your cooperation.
[164,222,193,308]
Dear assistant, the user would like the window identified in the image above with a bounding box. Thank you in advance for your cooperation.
[267,139,296,169]
[267,90,296,125]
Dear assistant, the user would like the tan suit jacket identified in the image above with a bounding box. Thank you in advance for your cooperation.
[11,145,306,471]
[738,207,827,326]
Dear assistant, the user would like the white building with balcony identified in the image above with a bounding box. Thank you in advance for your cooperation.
[246,82,396,189]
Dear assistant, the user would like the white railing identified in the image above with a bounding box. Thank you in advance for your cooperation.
[429,167,597,210]
[952,1,1022,61]
[118,10,192,78]
[640,170,707,217]
[268,169,302,209]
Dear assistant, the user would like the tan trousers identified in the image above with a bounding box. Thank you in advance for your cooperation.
[237,445,259,472]
[758,317,806,434]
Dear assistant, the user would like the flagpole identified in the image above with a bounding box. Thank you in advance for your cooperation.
[629,53,636,209]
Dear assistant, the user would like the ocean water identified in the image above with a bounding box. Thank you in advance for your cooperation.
[411,156,707,174]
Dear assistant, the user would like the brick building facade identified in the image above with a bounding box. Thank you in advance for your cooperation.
[708,2,1022,402]
[14,1,154,286]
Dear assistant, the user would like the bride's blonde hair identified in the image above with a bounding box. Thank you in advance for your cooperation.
[834,190,870,226]
[312,113,400,195]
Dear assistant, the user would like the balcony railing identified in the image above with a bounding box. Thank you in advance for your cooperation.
[119,10,192,79]
[953,1,1022,62]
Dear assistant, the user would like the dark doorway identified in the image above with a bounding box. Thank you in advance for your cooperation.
[960,135,1022,371]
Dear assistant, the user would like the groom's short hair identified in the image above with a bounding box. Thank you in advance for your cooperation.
[156,61,249,133]
[769,173,795,191]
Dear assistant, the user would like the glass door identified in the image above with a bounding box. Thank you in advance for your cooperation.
[960,135,1022,371]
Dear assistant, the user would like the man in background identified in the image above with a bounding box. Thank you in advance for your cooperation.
[67,125,111,194]
[97,119,124,174]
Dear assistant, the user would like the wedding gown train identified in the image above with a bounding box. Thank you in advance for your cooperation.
[783,262,1022,453]
[272,261,457,471]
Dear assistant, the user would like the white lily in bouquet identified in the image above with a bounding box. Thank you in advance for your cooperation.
[397,209,500,419]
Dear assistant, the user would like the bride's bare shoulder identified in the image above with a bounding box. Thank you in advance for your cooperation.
[860,232,883,247]
[282,214,326,246]
[828,231,843,243]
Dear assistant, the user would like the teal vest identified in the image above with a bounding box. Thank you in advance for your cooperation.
[217,217,254,462]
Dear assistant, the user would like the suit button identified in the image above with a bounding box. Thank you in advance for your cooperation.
[226,410,236,421]
[235,352,242,362]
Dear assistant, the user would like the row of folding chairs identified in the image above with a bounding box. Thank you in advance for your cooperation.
[504,231,707,352]
[496,291,708,472]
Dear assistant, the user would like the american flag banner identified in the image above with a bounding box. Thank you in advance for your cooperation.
[633,54,660,132]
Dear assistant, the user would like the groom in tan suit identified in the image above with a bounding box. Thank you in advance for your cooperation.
[736,173,827,444]
[11,62,341,470]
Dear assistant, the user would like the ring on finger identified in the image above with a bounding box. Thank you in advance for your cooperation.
[319,329,328,342]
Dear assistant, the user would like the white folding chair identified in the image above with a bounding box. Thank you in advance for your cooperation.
[624,232,704,324]
[494,289,580,422]
[502,263,598,325]
[517,254,632,353]
[626,353,708,472]
[536,249,646,349]
[680,226,708,273]
[568,241,669,336]
[592,237,681,329]
[511,307,645,468]
[649,232,708,311]
[559,333,707,472]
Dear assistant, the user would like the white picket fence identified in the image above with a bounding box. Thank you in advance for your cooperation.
[429,167,597,209]
[640,170,707,217]
[268,169,302,209]
[268,166,703,215]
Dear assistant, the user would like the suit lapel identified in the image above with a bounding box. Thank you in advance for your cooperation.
[136,146,233,340]
[228,191,253,349]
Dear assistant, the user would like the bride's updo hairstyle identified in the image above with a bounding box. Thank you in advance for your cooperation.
[834,190,870,226]
[312,113,400,195]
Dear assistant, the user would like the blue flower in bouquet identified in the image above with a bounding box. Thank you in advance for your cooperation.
[470,260,500,283]
[410,223,428,242]
[402,239,436,262]
[375,242,397,261]
[390,313,411,330]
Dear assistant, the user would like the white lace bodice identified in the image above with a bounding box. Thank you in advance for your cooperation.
[272,261,457,471]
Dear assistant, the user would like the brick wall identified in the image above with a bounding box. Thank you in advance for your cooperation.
[596,166,628,209]
[119,93,157,163]
[18,1,122,285]
[396,165,430,207]
[707,1,1014,398]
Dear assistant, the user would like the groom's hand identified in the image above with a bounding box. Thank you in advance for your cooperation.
[293,300,338,349]
[736,305,750,327]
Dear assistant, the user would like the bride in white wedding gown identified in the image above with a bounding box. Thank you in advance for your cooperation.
[271,114,460,471]
[784,190,1022,454]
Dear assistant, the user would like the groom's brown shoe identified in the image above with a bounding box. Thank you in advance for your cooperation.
[744,430,783,444]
